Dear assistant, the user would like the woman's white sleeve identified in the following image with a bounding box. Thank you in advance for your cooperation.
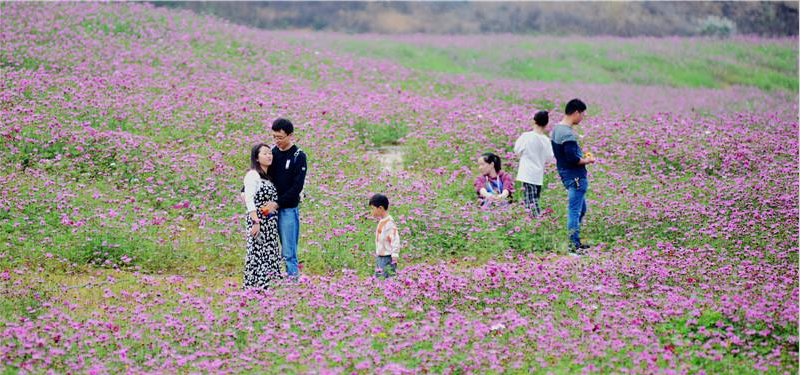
[243,171,260,213]
[513,135,525,154]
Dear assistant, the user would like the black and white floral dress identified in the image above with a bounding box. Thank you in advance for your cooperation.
[244,177,282,289]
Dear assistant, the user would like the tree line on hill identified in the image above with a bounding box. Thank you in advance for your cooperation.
[155,1,798,37]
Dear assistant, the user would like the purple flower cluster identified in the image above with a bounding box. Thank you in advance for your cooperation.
[1,250,796,373]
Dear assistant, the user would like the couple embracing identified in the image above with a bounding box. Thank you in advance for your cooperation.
[242,118,307,289]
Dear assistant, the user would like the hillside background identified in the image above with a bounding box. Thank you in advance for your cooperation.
[156,1,799,36]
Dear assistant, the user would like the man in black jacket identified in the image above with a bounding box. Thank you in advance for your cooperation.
[551,99,596,255]
[264,118,307,278]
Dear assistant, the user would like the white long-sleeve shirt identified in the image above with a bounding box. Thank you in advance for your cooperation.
[514,131,554,185]
[375,215,400,259]
[243,170,263,213]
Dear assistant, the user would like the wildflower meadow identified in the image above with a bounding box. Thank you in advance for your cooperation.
[1,3,798,374]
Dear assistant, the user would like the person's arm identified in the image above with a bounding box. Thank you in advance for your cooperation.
[388,221,400,263]
[562,141,584,167]
[574,144,595,165]
[513,135,526,155]
[243,171,260,213]
[243,171,261,236]
[275,152,308,208]
[263,148,280,212]
[475,176,492,198]
[500,172,514,198]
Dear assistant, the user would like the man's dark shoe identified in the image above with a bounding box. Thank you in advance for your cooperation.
[568,245,584,256]
[568,243,592,256]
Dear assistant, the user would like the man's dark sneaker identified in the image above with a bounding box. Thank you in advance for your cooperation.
[568,243,592,256]
[568,245,584,256]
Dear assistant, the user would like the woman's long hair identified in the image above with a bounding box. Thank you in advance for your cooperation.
[480,152,502,173]
[250,143,272,180]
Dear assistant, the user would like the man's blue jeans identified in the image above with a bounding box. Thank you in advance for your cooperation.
[278,207,300,277]
[562,176,588,248]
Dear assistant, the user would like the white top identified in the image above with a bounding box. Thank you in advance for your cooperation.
[243,170,263,213]
[375,215,401,259]
[514,131,554,185]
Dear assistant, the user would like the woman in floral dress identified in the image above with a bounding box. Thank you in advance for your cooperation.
[242,143,282,288]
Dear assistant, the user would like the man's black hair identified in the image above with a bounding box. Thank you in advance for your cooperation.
[272,118,294,135]
[564,99,587,115]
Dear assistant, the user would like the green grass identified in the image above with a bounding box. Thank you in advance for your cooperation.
[0,170,244,273]
[396,74,469,98]
[494,92,557,110]
[339,40,471,75]
[81,17,140,37]
[353,119,409,146]
[0,290,46,322]
[655,309,799,373]
[332,38,798,92]
[189,32,257,66]
[0,52,49,71]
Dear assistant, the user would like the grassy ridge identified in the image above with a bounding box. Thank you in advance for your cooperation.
[331,38,799,91]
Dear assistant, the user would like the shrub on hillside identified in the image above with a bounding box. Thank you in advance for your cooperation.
[697,16,737,37]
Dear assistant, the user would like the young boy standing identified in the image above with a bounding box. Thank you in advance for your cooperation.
[514,110,554,216]
[369,194,400,278]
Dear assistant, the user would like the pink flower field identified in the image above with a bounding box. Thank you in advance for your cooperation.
[0,3,798,374]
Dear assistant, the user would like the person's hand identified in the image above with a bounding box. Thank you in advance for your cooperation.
[391,257,398,265]
[249,211,261,237]
[264,201,279,213]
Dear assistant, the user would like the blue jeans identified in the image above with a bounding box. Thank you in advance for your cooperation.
[278,207,300,277]
[375,255,397,278]
[562,176,588,248]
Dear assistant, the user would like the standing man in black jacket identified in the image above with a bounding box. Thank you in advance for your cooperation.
[264,118,307,278]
